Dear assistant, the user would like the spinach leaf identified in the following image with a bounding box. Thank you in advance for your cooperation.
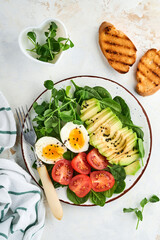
[90,190,106,206]
[104,182,117,198]
[93,86,112,99]
[99,98,122,113]
[131,126,144,140]
[84,86,102,100]
[109,165,126,181]
[137,138,145,166]
[67,187,89,204]
[113,96,131,119]
[63,151,76,160]
[114,180,126,194]
[71,80,82,91]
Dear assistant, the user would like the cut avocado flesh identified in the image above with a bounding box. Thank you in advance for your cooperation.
[124,160,141,175]
[80,103,101,122]
[87,109,113,134]
[109,150,140,166]
[96,128,134,157]
[80,98,141,168]
[81,98,99,114]
[86,108,110,125]
[89,119,124,147]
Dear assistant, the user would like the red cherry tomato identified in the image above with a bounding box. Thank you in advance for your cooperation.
[69,174,92,197]
[71,153,91,174]
[87,148,109,170]
[51,159,73,185]
[90,171,115,192]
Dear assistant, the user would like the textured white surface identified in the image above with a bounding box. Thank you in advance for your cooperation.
[0,0,160,240]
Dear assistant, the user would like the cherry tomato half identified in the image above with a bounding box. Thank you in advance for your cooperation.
[69,174,92,197]
[87,148,109,170]
[51,159,73,185]
[71,152,91,174]
[90,171,115,192]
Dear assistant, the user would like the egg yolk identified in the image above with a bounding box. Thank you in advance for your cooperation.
[68,128,85,150]
[42,144,64,161]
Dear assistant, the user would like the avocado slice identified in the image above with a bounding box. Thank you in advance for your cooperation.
[80,103,101,122]
[86,108,110,125]
[98,128,134,157]
[124,160,141,175]
[108,149,140,166]
[87,108,113,134]
[89,120,125,147]
[81,98,99,114]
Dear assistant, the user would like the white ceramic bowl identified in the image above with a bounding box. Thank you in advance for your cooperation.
[18,18,68,65]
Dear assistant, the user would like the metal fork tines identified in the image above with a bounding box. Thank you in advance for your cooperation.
[15,106,37,147]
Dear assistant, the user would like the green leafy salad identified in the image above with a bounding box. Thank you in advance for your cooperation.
[32,80,145,206]
[27,22,74,62]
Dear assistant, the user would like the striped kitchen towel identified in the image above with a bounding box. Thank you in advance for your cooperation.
[0,159,45,240]
[0,92,17,154]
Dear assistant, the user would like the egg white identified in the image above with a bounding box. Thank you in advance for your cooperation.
[60,122,89,153]
[35,136,67,164]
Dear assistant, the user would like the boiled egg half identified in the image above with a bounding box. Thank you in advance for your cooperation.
[60,122,89,153]
[35,136,67,164]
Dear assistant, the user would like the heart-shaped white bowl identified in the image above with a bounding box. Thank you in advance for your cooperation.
[18,18,68,65]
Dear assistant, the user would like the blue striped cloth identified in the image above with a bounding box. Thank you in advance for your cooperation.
[0,159,45,240]
[0,92,17,154]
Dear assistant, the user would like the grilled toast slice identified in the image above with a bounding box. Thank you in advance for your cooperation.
[136,49,160,96]
[99,22,137,74]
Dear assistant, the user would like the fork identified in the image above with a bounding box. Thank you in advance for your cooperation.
[16,106,63,220]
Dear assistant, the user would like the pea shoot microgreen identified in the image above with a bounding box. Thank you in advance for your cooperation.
[27,22,74,62]
[123,195,160,229]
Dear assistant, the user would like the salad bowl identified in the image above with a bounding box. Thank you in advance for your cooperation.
[21,75,152,206]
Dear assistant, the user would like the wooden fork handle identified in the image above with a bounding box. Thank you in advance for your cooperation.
[37,164,63,220]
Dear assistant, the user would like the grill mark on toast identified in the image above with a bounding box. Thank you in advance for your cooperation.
[99,22,137,74]
[106,51,135,66]
[105,49,135,59]
[109,59,129,66]
[104,41,132,49]
[104,43,136,57]
[139,61,160,83]
[137,69,158,86]
[104,32,128,40]
[108,60,130,73]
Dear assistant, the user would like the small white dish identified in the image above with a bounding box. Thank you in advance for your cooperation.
[18,18,68,65]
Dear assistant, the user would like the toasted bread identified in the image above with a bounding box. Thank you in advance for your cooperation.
[136,49,160,96]
[99,22,137,74]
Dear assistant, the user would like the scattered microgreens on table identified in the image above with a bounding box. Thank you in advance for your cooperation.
[32,79,145,206]
[123,195,160,229]
[26,21,74,62]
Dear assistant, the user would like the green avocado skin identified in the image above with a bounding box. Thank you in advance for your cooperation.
[124,160,141,175]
